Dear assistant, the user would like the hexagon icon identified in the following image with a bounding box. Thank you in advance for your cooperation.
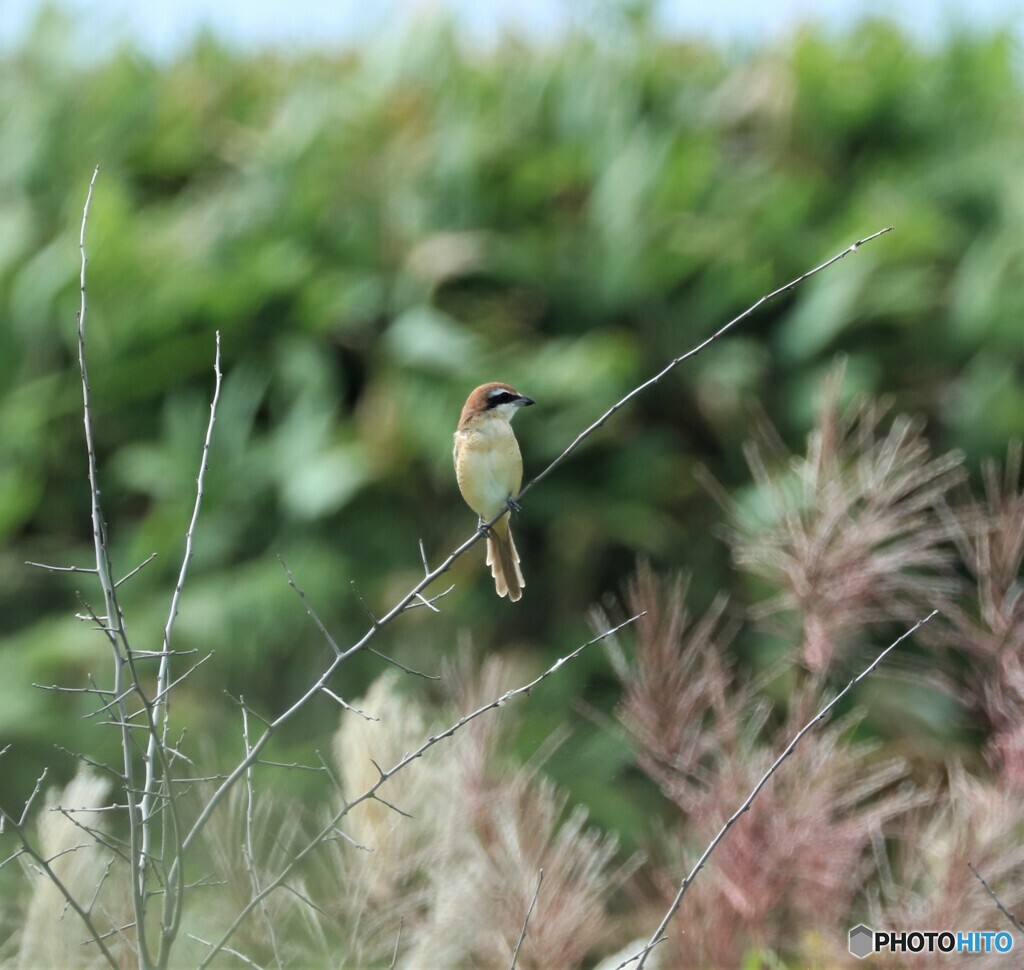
[849,924,874,959]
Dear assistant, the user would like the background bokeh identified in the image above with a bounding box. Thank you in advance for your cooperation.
[1,1,1023,963]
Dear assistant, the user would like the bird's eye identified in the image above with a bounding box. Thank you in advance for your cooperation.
[488,390,514,407]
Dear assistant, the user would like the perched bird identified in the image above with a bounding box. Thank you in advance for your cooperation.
[454,382,535,601]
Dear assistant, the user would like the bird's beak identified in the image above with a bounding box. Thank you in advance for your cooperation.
[517,395,535,407]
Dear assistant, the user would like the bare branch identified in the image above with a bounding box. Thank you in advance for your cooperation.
[279,557,342,656]
[321,687,378,721]
[351,580,379,624]
[142,328,222,949]
[241,704,283,969]
[418,539,430,575]
[969,861,1024,936]
[255,760,325,773]
[114,552,158,588]
[19,768,49,827]
[25,561,97,575]
[189,935,265,969]
[85,856,116,914]
[510,868,544,970]
[389,917,405,970]
[0,848,25,868]
[33,682,115,697]
[75,166,154,967]
[55,746,125,782]
[623,609,938,970]
[518,226,893,501]
[54,807,133,865]
[367,647,441,680]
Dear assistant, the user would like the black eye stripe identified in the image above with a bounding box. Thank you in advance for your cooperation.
[487,391,515,407]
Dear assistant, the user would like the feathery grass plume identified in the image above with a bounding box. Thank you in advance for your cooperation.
[198,781,318,967]
[869,765,1024,968]
[722,362,963,671]
[609,564,918,966]
[941,442,1024,786]
[16,769,128,970]
[608,561,743,787]
[317,669,446,967]
[405,770,631,969]
[386,654,637,970]
[664,699,916,968]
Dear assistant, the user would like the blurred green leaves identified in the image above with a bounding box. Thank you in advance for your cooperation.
[0,8,1022,829]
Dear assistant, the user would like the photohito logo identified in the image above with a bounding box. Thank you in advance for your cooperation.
[849,924,1014,959]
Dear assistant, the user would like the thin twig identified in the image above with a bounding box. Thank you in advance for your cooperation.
[367,646,441,680]
[142,329,222,959]
[321,687,378,721]
[623,610,937,970]
[25,561,97,574]
[418,539,430,574]
[19,768,49,828]
[510,869,544,969]
[34,683,115,697]
[389,917,404,970]
[518,226,893,500]
[189,935,265,970]
[115,552,158,588]
[55,746,124,781]
[968,862,1024,936]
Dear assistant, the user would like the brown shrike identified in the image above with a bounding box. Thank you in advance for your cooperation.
[454,382,534,602]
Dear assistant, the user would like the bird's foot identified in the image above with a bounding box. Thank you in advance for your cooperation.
[506,496,522,515]
[477,518,493,539]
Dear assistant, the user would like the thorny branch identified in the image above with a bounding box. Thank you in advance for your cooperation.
[968,861,1024,936]
[141,330,221,870]
[618,610,939,970]
[74,165,155,967]
[0,770,120,969]
[19,168,218,969]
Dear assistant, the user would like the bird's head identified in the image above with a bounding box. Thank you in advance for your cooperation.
[460,382,535,427]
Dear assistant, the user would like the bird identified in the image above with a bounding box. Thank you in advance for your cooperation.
[454,382,535,601]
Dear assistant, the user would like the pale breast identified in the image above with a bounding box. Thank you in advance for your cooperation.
[453,421,523,520]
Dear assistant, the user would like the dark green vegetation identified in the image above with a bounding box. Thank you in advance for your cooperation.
[1,8,1023,966]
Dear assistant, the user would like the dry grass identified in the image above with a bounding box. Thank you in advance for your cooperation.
[720,364,964,671]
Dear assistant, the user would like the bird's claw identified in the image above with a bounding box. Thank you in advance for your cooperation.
[506,496,522,515]
[477,519,492,539]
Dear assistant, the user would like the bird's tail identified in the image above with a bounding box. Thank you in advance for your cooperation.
[486,516,525,602]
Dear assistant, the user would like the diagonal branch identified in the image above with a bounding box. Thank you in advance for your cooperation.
[0,803,120,970]
[510,868,544,970]
[180,228,893,862]
[518,226,893,500]
[620,609,938,970]
[968,861,1024,936]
